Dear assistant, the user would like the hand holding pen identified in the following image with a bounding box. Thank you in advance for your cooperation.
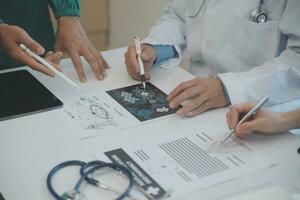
[222,96,269,143]
[20,44,81,90]
[124,38,157,83]
[134,37,147,88]
[227,100,300,141]
[0,24,63,76]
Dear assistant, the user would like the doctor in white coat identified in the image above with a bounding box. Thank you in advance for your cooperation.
[125,0,300,117]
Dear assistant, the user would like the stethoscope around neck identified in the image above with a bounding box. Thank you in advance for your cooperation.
[250,0,268,23]
[187,0,268,23]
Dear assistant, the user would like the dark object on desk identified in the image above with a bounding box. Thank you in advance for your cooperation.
[106,82,181,122]
[0,70,63,121]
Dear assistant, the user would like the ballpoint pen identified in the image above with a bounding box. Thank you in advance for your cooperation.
[134,36,146,89]
[20,44,81,90]
[221,96,269,144]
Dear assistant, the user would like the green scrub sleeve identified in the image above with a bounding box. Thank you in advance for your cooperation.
[0,18,3,24]
[48,0,80,18]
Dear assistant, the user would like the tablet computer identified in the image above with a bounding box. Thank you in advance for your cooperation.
[0,70,63,121]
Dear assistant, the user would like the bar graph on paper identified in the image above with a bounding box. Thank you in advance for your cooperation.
[126,132,273,197]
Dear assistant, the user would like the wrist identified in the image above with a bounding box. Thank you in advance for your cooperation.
[278,112,297,132]
[217,77,231,106]
[281,110,300,131]
[57,16,80,26]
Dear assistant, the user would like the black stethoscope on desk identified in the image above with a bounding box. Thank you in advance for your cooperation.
[188,0,268,23]
[47,160,135,200]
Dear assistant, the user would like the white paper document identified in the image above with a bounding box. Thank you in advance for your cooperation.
[55,93,139,139]
[96,131,275,199]
[220,183,292,200]
[54,83,179,139]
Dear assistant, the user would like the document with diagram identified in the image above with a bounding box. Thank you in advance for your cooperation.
[55,82,179,139]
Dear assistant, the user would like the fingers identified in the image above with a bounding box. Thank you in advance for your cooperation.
[226,106,240,129]
[141,53,150,62]
[45,51,63,72]
[69,50,86,82]
[7,26,55,76]
[174,88,205,112]
[124,44,156,81]
[234,103,255,114]
[185,101,211,117]
[226,103,260,139]
[17,30,45,55]
[45,51,63,64]
[235,120,257,139]
[81,47,105,80]
[15,51,54,76]
[145,71,151,80]
[125,45,140,80]
[169,81,202,109]
[99,53,110,69]
[226,103,255,129]
[89,46,110,71]
[168,79,200,102]
[141,45,157,67]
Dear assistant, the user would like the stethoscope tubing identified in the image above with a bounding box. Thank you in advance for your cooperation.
[47,160,86,200]
[79,162,134,200]
[47,160,134,200]
[187,0,266,22]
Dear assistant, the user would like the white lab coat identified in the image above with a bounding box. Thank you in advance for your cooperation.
[143,0,300,106]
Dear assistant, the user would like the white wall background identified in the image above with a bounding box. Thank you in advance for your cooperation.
[109,0,169,49]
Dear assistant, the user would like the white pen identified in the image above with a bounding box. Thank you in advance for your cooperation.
[20,44,81,90]
[221,96,269,144]
[134,36,146,89]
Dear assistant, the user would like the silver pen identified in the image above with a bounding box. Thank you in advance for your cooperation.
[221,96,269,143]
[134,36,146,89]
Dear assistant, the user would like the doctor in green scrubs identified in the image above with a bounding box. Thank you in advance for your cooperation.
[0,0,109,82]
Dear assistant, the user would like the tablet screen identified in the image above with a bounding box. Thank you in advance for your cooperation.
[0,70,63,121]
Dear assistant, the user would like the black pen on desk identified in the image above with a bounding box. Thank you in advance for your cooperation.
[134,36,146,89]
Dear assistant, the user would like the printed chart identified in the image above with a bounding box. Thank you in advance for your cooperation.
[100,131,274,199]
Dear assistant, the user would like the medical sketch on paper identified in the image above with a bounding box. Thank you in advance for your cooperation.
[65,96,118,130]
[55,93,141,139]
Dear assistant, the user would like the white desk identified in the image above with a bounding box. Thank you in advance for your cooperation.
[0,48,299,200]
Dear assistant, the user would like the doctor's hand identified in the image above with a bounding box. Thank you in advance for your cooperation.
[168,77,229,117]
[55,17,109,82]
[124,44,157,81]
[0,24,63,76]
[226,103,289,139]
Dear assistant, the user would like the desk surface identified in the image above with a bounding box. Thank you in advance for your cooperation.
[0,48,299,200]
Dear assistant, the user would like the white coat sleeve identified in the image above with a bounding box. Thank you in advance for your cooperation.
[142,0,187,69]
[218,0,300,106]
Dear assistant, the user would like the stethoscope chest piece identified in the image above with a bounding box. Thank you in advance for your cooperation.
[250,8,268,23]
